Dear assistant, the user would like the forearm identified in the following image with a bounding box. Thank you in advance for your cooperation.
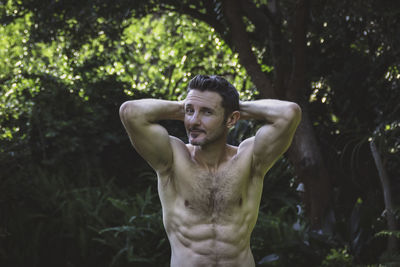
[120,99,184,124]
[239,99,301,123]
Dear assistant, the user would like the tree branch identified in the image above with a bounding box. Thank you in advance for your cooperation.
[288,0,308,101]
[160,3,227,41]
[221,0,275,98]
[239,0,290,97]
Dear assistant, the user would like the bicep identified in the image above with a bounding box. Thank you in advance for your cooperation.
[120,105,173,172]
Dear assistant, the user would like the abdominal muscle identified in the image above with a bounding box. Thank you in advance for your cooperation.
[163,197,257,267]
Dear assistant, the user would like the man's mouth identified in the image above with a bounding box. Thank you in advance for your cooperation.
[189,128,205,133]
[189,129,205,137]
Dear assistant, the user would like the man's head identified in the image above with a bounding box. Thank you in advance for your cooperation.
[187,75,239,119]
[184,75,240,146]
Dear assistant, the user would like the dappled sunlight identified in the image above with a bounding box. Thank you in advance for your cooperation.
[1,0,399,266]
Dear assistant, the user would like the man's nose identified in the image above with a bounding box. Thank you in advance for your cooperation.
[189,112,201,125]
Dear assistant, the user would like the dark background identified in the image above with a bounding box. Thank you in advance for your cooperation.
[1,0,399,266]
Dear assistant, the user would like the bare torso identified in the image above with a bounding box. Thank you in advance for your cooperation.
[157,137,265,267]
[119,90,301,266]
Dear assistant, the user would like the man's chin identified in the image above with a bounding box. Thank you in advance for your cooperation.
[189,140,201,146]
[189,138,205,146]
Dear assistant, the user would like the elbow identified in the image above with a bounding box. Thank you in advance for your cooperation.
[284,102,302,127]
[119,101,138,123]
[290,102,302,118]
[290,102,302,126]
[119,101,129,121]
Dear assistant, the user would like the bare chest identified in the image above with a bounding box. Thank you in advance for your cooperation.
[175,164,251,219]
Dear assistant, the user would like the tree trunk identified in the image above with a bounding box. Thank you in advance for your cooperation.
[287,105,332,229]
[286,0,332,229]
[370,139,398,253]
[222,0,332,229]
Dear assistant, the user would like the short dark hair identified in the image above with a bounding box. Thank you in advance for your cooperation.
[187,75,239,117]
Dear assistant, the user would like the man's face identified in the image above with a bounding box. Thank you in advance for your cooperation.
[184,90,227,146]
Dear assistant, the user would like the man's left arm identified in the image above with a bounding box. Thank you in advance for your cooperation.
[240,99,302,174]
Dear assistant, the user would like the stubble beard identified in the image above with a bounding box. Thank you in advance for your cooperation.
[187,126,227,147]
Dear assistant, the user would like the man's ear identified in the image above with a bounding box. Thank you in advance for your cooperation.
[226,111,240,128]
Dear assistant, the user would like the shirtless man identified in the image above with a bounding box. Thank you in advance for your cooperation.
[119,75,301,267]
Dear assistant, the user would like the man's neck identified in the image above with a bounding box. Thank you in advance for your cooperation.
[192,140,232,172]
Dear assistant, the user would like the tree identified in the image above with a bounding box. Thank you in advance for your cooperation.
[2,0,400,264]
[0,5,260,266]
[3,0,333,229]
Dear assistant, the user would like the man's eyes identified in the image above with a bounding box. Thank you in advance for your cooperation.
[185,108,213,115]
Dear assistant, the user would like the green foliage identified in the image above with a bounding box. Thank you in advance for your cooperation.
[1,0,400,266]
[250,158,342,266]
[375,230,400,239]
[0,8,255,267]
[321,247,353,267]
[1,168,121,266]
[97,187,170,266]
[115,13,252,99]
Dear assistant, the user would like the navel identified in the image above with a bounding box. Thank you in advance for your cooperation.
[184,199,190,207]
[238,197,243,207]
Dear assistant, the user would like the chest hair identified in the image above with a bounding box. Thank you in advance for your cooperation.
[184,169,246,218]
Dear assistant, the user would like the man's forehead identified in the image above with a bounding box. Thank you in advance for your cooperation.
[185,90,223,109]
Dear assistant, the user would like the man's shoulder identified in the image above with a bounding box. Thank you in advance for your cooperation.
[169,135,186,146]
[237,137,255,153]
[168,136,191,159]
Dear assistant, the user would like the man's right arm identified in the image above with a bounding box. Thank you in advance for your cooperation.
[119,99,184,173]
